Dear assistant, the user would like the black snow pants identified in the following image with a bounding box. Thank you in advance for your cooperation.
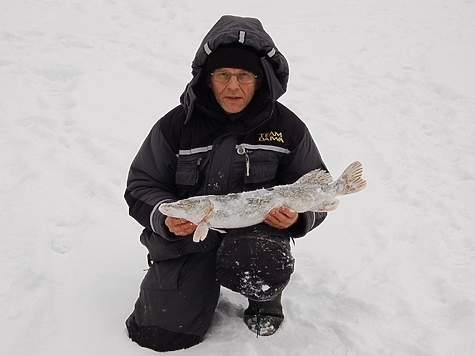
[126,224,294,352]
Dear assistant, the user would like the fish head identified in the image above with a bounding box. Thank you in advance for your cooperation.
[159,198,212,223]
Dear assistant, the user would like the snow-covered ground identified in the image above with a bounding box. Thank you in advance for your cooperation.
[1,0,474,355]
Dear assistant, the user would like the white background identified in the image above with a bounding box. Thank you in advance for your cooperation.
[1,0,474,355]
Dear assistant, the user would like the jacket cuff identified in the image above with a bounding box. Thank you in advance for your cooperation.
[286,211,327,238]
[150,200,182,241]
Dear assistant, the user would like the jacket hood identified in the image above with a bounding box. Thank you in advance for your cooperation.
[180,15,289,123]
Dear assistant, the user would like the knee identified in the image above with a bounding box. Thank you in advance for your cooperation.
[216,226,295,301]
[126,315,202,352]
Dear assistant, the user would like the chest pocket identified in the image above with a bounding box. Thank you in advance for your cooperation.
[237,147,281,186]
[175,154,207,197]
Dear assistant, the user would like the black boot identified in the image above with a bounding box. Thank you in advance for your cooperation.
[243,292,284,336]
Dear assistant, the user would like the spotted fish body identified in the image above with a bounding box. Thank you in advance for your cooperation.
[159,161,366,242]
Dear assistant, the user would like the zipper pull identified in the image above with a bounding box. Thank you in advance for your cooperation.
[195,157,202,183]
[237,146,250,177]
[245,152,250,177]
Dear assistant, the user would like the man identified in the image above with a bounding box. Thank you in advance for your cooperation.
[124,15,328,352]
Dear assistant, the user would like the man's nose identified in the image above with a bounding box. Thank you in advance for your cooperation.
[227,75,240,88]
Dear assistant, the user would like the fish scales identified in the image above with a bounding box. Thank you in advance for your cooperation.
[159,161,366,242]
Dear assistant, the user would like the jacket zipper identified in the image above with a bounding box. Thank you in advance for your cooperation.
[236,145,250,177]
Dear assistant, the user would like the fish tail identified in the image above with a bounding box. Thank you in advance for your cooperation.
[332,161,366,195]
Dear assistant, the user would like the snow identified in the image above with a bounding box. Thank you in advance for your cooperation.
[1,0,474,355]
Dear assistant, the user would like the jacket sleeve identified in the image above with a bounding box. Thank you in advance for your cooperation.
[124,107,183,240]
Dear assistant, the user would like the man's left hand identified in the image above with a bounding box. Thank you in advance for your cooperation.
[264,206,298,229]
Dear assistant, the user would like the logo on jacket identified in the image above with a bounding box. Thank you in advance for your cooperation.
[258,131,284,143]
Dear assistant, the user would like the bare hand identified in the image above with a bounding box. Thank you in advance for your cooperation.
[165,217,197,236]
[264,206,298,229]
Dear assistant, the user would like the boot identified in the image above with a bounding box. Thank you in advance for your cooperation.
[243,292,284,336]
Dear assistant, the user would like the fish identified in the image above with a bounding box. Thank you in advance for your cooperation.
[159,161,366,242]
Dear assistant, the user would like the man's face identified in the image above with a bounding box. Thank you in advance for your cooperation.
[209,68,258,114]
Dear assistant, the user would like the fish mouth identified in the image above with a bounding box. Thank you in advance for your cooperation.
[158,204,174,216]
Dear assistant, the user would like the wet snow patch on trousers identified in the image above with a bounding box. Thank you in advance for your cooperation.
[216,226,294,301]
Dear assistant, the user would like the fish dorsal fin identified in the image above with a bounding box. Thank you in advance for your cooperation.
[296,169,333,185]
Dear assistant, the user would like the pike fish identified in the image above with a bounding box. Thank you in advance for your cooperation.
[159,161,366,242]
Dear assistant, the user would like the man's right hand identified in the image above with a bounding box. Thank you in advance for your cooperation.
[165,217,197,236]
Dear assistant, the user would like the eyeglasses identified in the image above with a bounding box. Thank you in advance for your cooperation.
[211,70,257,84]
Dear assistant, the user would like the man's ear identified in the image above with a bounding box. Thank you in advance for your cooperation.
[206,73,214,88]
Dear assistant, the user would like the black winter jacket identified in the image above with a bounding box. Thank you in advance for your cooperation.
[125,16,328,261]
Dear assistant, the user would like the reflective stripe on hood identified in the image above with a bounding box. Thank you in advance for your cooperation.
[180,15,289,123]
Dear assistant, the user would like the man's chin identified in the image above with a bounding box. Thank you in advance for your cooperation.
[223,106,245,114]
[220,98,246,113]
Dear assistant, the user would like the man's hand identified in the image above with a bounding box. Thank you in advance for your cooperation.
[165,217,197,236]
[264,206,298,229]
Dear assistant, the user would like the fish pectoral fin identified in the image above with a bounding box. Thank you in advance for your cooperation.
[314,199,340,212]
[192,199,215,243]
[210,227,227,234]
[193,222,209,242]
